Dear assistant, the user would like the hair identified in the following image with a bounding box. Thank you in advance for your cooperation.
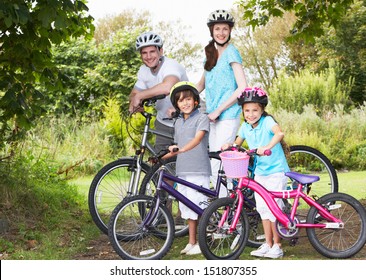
[174,90,197,106]
[243,103,291,158]
[204,39,218,71]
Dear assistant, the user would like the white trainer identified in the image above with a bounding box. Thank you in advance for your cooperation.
[264,243,284,259]
[250,243,271,257]
[186,243,201,255]
[180,243,194,254]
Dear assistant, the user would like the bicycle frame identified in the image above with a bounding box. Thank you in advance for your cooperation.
[149,166,224,218]
[225,176,343,234]
[129,109,174,195]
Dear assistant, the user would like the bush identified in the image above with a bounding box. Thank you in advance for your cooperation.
[269,67,353,114]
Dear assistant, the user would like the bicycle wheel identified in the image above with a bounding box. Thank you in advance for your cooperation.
[198,197,249,260]
[289,145,338,197]
[306,192,366,259]
[88,158,151,234]
[108,195,174,260]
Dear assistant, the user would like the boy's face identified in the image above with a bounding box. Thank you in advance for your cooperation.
[243,103,263,127]
[177,94,196,116]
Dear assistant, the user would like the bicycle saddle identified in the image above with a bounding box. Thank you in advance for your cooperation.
[285,172,320,184]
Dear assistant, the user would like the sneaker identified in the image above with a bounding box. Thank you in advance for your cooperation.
[180,243,194,254]
[186,243,201,255]
[250,243,271,257]
[264,244,283,259]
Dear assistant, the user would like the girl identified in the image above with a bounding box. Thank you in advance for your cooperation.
[167,81,211,255]
[222,87,290,259]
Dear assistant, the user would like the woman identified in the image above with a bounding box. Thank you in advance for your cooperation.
[196,10,248,196]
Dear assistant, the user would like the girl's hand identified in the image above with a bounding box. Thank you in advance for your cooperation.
[256,147,268,156]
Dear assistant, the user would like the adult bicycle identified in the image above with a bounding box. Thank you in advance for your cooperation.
[88,94,176,234]
[198,149,366,260]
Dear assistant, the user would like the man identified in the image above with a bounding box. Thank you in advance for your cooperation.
[129,32,188,151]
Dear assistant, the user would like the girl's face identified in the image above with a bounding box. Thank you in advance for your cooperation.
[177,94,196,117]
[212,23,231,44]
[243,103,264,127]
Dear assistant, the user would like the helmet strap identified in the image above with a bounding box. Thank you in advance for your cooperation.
[213,35,231,47]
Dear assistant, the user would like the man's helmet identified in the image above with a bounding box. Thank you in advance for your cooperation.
[207,10,235,27]
[237,87,268,106]
[170,81,200,111]
[135,32,163,51]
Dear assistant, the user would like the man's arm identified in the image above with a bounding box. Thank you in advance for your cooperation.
[129,75,180,113]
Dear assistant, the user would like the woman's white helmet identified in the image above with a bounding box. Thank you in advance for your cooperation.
[207,10,235,27]
[135,32,163,51]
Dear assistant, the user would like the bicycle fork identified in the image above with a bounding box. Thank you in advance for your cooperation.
[219,182,245,234]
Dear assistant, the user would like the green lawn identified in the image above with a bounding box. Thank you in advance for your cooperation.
[337,170,366,199]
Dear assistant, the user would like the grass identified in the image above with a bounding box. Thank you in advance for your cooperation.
[337,170,366,198]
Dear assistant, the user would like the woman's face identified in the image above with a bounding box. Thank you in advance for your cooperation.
[212,23,231,44]
[243,103,264,127]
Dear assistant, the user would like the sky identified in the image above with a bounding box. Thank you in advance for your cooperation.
[86,0,238,46]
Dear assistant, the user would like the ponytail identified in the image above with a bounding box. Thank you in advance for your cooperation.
[204,40,218,71]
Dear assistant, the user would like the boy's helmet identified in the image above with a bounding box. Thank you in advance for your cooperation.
[237,87,268,106]
[135,32,163,51]
[207,10,235,27]
[170,81,200,110]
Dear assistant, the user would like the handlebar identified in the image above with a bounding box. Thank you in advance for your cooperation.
[140,94,166,107]
[223,145,271,156]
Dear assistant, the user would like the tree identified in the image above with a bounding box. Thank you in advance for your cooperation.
[238,0,355,41]
[0,0,94,145]
[316,0,366,104]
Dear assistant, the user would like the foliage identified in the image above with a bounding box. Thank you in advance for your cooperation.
[18,115,112,177]
[50,30,141,119]
[0,0,94,150]
[232,9,298,87]
[316,0,366,104]
[269,66,353,114]
[0,154,99,259]
[238,0,355,40]
[93,9,151,44]
[272,103,366,170]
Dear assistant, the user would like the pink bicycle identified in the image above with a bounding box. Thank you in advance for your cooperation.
[198,150,366,259]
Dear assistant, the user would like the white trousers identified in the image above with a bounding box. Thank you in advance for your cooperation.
[178,175,210,220]
[254,172,288,222]
[209,118,241,197]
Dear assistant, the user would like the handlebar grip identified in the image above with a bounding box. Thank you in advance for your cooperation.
[263,149,272,156]
[172,147,179,153]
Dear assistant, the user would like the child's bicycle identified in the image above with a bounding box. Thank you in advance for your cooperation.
[107,148,232,260]
[197,149,366,259]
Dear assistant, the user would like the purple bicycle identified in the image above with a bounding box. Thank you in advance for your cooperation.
[198,150,366,259]
[107,149,245,260]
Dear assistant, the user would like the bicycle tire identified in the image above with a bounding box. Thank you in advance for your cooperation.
[88,157,151,234]
[289,145,338,196]
[108,195,174,260]
[306,192,366,259]
[198,197,249,260]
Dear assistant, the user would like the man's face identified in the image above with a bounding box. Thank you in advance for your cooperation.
[140,46,162,69]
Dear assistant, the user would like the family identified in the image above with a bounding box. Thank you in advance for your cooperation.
[128,10,289,259]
